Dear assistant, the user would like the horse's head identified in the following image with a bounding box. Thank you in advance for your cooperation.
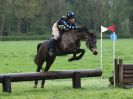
[86,33,98,55]
[77,26,98,55]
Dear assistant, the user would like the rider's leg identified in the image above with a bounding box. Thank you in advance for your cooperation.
[48,37,57,56]
[48,22,60,56]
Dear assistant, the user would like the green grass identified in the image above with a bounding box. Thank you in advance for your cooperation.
[0,39,133,99]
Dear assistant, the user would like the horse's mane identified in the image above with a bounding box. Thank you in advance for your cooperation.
[77,26,96,39]
[77,26,89,33]
[63,26,96,39]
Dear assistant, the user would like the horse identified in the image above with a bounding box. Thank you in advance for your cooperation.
[33,27,98,88]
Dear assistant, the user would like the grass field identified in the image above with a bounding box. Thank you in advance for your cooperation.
[0,39,133,99]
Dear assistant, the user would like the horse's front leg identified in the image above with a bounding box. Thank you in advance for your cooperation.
[68,49,85,62]
[74,49,85,60]
[68,53,76,62]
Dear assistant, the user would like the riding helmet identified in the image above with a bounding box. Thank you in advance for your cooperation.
[67,12,75,19]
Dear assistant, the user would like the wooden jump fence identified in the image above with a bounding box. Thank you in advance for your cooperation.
[109,59,133,88]
[0,69,102,93]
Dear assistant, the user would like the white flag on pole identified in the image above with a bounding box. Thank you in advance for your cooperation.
[100,25,108,75]
[101,25,108,33]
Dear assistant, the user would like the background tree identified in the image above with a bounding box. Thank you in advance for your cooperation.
[0,0,133,38]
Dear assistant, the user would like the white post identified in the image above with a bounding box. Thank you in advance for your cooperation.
[100,32,103,71]
[100,25,108,78]
[113,33,116,87]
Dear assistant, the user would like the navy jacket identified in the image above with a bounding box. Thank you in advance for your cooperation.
[57,16,77,32]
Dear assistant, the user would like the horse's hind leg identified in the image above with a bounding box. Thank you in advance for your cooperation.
[33,65,42,88]
[33,57,45,88]
[41,56,56,88]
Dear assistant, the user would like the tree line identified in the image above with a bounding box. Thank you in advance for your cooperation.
[0,0,133,37]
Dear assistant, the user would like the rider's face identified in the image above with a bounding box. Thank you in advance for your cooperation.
[68,18,75,23]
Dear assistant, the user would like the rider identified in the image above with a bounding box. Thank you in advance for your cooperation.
[48,11,78,56]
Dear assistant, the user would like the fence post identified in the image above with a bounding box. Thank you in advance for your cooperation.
[119,59,123,86]
[115,59,119,86]
[72,72,81,88]
[2,76,11,93]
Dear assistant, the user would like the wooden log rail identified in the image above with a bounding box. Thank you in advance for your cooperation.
[0,69,102,93]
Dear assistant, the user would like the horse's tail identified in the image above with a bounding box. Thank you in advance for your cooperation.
[34,43,42,64]
[37,43,42,51]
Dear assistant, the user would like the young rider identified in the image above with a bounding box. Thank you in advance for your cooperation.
[48,12,78,55]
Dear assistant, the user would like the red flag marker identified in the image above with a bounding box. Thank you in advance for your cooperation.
[107,24,116,32]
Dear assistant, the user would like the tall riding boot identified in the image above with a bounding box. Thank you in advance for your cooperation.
[48,37,57,56]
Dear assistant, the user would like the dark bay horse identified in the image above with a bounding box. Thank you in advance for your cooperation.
[33,27,98,88]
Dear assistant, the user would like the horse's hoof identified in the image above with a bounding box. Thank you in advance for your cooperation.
[33,85,37,88]
[75,58,80,60]
[41,86,44,88]
[68,58,73,62]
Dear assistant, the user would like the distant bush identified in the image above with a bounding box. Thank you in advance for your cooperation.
[0,35,51,41]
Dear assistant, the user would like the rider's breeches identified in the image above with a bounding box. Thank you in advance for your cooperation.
[52,22,60,40]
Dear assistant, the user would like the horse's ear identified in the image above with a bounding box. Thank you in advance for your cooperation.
[83,27,89,32]
[90,33,93,35]
[90,33,96,38]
